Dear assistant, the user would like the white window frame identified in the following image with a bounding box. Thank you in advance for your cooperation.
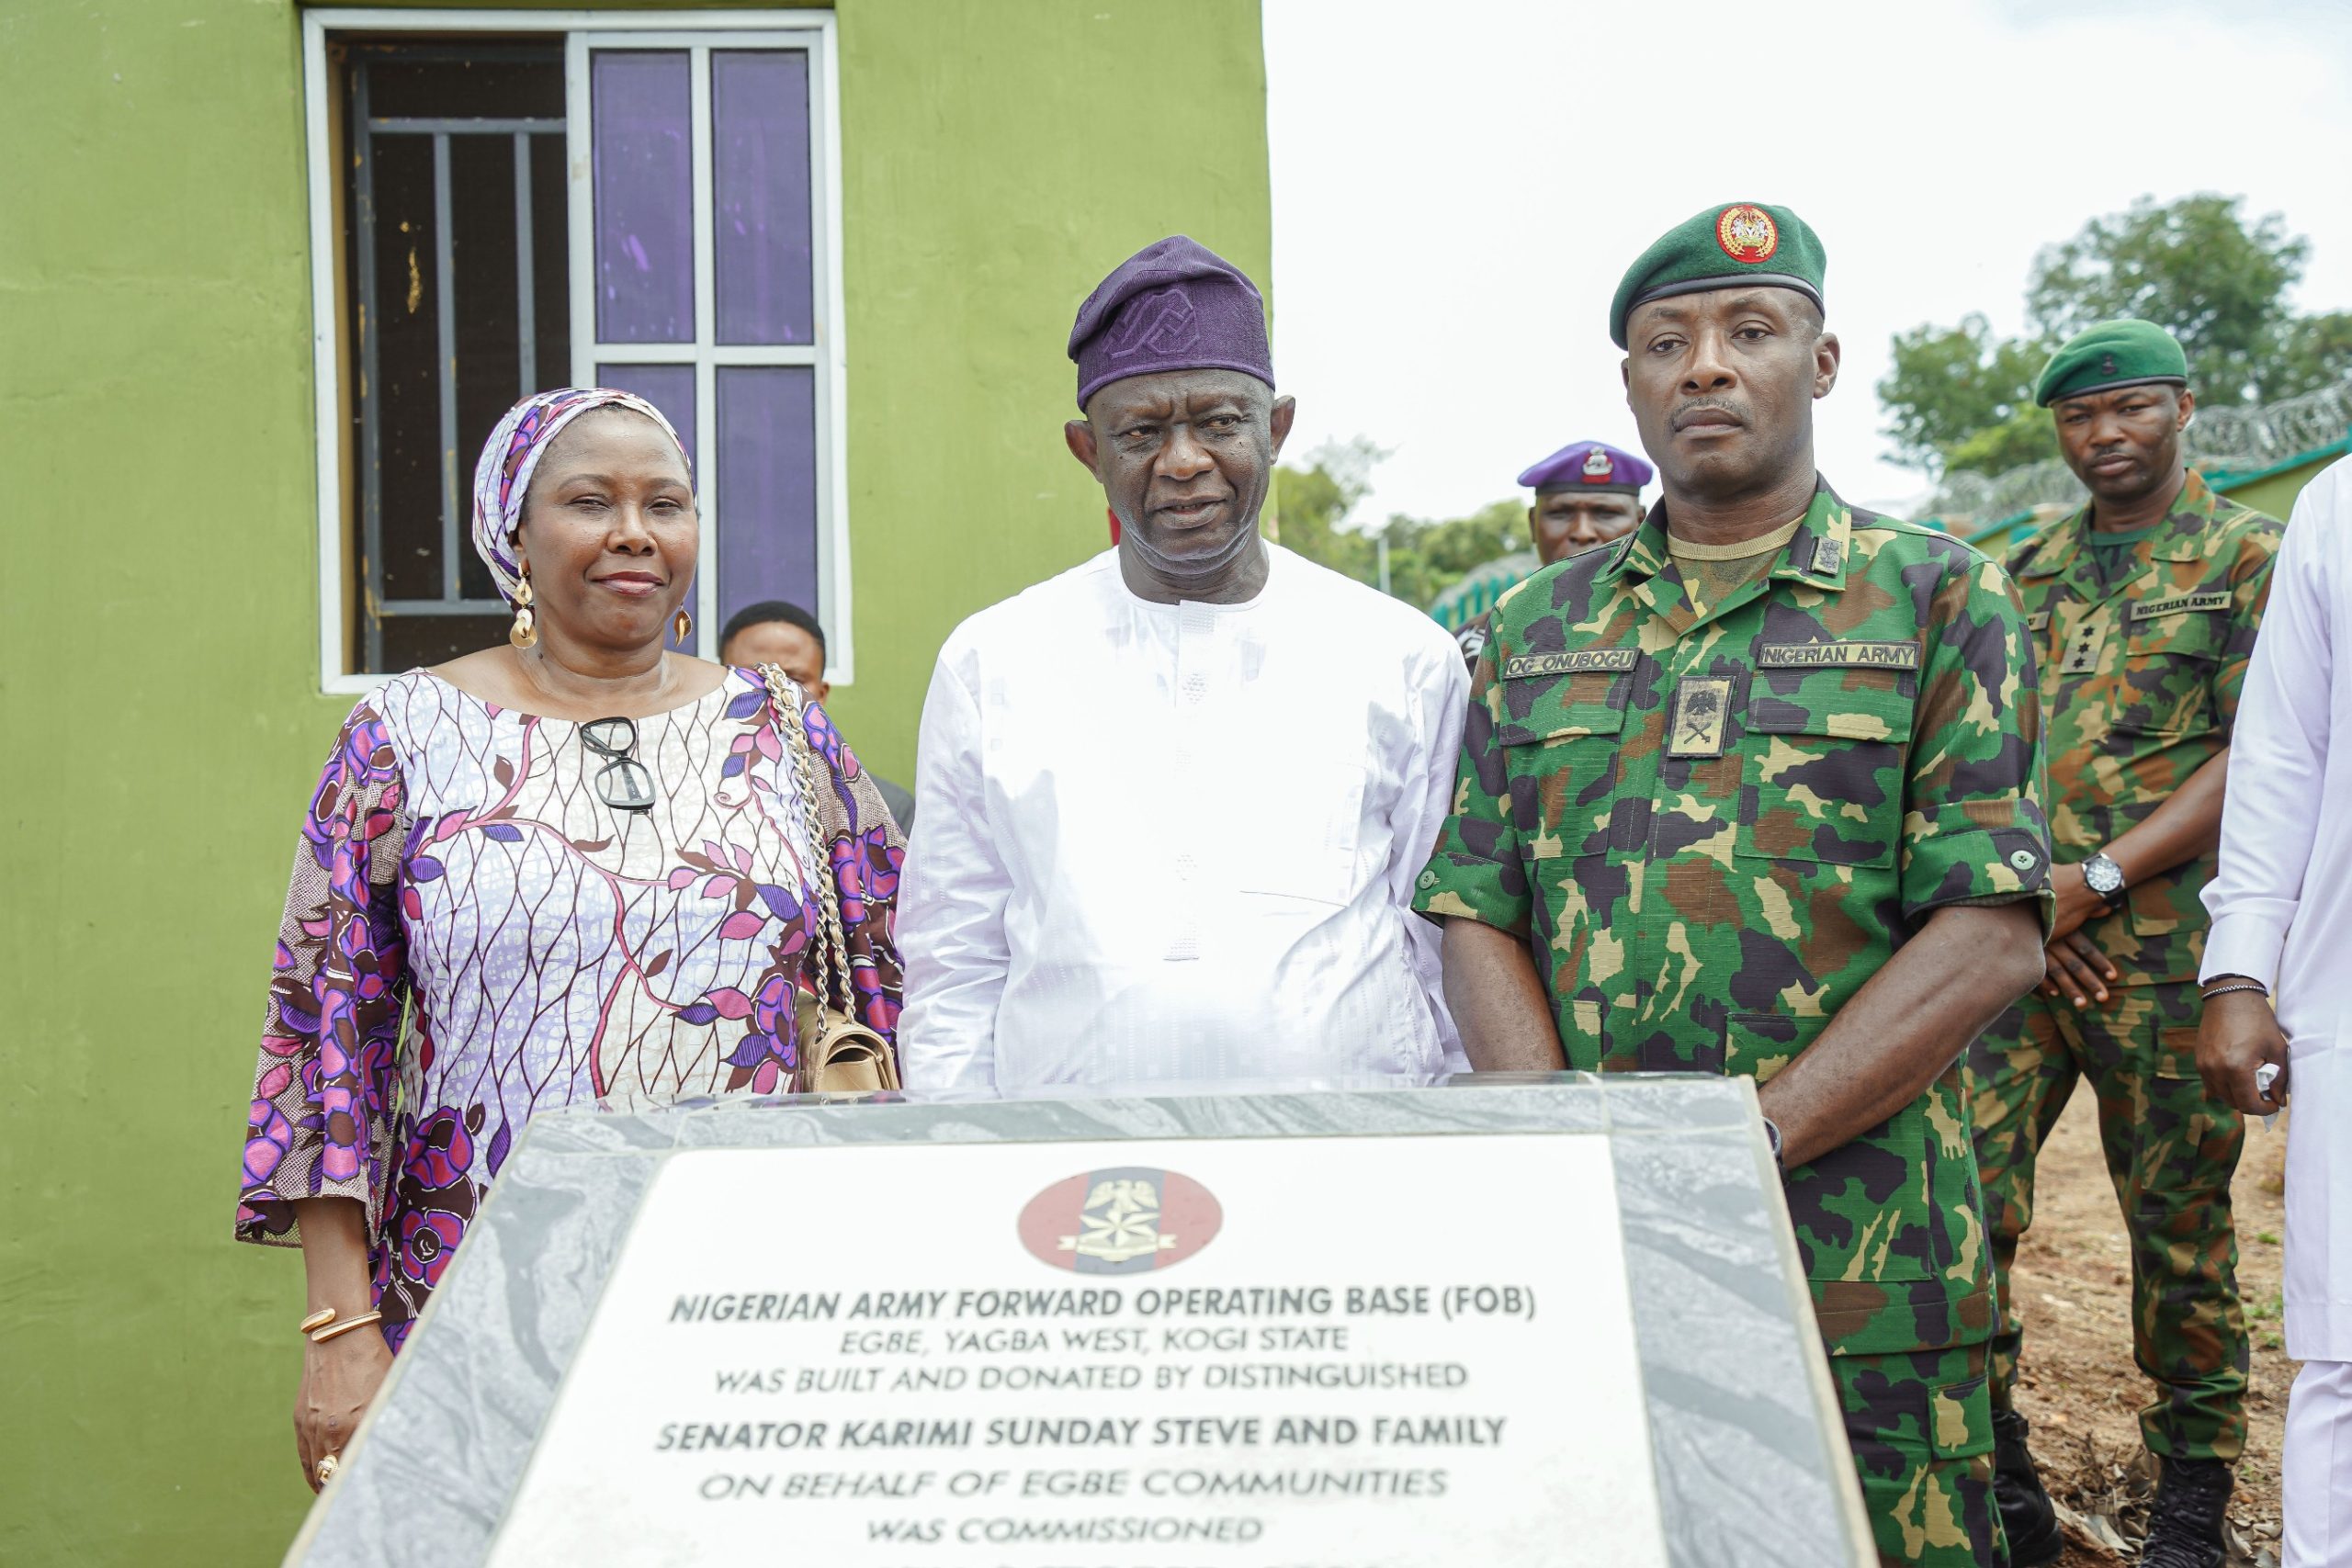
[301,8,850,695]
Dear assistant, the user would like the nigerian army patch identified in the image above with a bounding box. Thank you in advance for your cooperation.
[2129,591,2231,622]
[1758,640,1919,671]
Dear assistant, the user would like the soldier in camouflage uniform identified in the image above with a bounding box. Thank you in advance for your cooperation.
[1967,321,2281,1568]
[1416,202,2052,1568]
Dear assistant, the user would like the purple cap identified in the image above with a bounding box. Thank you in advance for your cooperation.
[1068,236,1273,411]
[1517,440,1654,495]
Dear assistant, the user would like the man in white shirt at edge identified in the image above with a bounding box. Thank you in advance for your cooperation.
[2198,456,2352,1567]
[895,235,1468,1091]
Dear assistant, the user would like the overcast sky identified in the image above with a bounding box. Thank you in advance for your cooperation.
[1261,0,2352,525]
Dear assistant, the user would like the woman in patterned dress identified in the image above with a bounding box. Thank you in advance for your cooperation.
[236,389,903,1491]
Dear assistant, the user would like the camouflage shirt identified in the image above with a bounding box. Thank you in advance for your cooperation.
[2007,470,2280,986]
[1415,480,2053,1357]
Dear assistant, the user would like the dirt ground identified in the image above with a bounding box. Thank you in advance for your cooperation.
[2005,1089,2293,1567]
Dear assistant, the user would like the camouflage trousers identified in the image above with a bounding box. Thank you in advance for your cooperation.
[1835,1341,2007,1567]
[1967,980,2248,1459]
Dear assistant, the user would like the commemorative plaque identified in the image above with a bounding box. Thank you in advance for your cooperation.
[286,1077,1873,1567]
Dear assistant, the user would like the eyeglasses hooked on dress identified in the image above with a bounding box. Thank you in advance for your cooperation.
[581,716,656,814]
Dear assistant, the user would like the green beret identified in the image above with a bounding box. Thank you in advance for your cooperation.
[2034,319,2188,406]
[1610,202,1826,349]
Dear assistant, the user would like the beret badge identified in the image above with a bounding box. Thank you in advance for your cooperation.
[1715,204,1780,265]
[2101,352,2117,375]
[1582,448,1614,479]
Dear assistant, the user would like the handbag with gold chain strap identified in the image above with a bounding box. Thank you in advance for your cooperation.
[758,664,901,1095]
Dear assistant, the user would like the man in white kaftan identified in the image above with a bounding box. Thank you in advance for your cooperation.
[895,236,1466,1091]
[2200,456,2352,1565]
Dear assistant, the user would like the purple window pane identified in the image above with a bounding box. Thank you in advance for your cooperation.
[592,51,694,344]
[716,367,819,641]
[594,363,697,465]
[712,51,813,346]
[595,362,699,653]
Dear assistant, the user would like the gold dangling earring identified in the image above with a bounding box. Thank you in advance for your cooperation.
[508,570,537,649]
[673,607,694,647]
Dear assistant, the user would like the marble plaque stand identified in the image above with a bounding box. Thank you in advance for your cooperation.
[285,1074,1872,1567]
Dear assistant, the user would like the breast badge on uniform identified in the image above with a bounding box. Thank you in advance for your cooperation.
[1714,204,1780,264]
[1668,675,1735,758]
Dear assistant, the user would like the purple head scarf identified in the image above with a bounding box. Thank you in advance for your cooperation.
[1066,236,1273,412]
[470,387,692,604]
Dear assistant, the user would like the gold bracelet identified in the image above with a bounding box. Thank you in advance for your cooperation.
[299,1308,338,1336]
[310,1311,385,1345]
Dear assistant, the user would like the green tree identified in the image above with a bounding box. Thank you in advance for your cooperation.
[1940,407,2060,479]
[1878,194,2349,478]
[1876,313,2048,472]
[2026,193,2306,405]
[2270,310,2352,402]
[1273,442,1524,610]
[1377,499,1525,610]
[1272,439,1381,583]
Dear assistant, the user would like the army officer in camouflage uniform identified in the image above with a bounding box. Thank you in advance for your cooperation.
[1968,321,2281,1568]
[1415,203,2053,1568]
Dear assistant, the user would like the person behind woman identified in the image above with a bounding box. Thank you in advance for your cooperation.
[235,388,903,1494]
[717,598,917,832]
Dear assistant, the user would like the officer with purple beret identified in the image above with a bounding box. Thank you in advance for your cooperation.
[1453,440,1654,667]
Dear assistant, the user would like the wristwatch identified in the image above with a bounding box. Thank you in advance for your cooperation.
[1762,1115,1785,1173]
[2081,851,2128,910]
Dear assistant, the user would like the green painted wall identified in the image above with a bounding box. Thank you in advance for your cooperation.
[0,3,1268,1562]
[2213,440,2347,525]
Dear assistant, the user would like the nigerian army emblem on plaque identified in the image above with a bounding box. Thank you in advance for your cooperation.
[1017,1167,1224,1274]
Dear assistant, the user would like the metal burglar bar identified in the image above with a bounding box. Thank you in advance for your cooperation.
[347,45,566,671]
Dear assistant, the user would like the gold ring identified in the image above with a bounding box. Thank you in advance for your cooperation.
[315,1453,340,1486]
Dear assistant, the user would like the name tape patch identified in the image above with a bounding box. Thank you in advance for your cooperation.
[2130,591,2231,622]
[1501,649,1639,679]
[1757,640,1921,671]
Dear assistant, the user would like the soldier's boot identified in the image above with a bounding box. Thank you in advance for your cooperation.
[1990,1410,2064,1566]
[1991,1410,2064,1565]
[2138,1456,2232,1568]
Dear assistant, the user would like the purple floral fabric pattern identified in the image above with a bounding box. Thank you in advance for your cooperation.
[237,668,902,1348]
